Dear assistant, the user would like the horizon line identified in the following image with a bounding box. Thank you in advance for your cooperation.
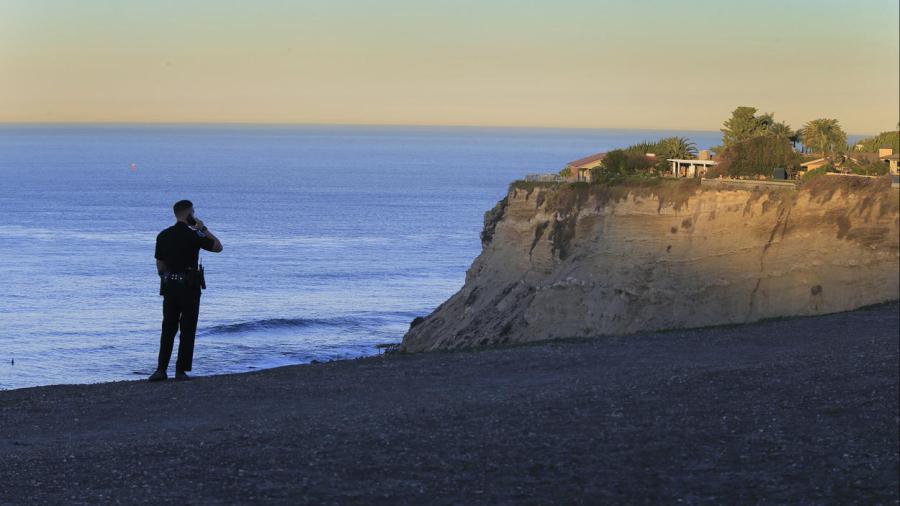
[0,120,884,138]
[0,120,721,133]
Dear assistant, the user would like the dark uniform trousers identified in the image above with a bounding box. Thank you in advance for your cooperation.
[158,284,202,372]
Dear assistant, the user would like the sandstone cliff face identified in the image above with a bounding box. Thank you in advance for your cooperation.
[401,177,900,352]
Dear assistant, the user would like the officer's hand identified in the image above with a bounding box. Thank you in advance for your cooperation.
[192,218,205,230]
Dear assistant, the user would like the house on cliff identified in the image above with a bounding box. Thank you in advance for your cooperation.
[563,152,607,182]
[563,151,661,182]
[799,148,896,175]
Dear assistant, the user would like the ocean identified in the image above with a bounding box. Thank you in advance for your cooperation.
[0,124,722,390]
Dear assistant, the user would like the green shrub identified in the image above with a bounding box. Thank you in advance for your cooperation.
[616,174,663,186]
[801,165,831,182]
[593,149,657,184]
[850,161,888,176]
[594,172,662,186]
[715,136,801,178]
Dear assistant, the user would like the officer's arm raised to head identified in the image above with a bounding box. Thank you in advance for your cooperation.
[204,232,223,253]
[192,218,223,253]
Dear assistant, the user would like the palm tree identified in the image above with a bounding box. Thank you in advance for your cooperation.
[790,129,803,151]
[756,113,776,132]
[801,119,848,156]
[657,136,698,159]
[766,121,792,139]
[625,141,659,154]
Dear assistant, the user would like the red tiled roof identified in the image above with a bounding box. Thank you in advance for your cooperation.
[566,152,607,168]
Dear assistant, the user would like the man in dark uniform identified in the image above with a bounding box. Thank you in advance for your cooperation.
[149,200,223,382]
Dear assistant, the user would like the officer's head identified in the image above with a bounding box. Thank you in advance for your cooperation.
[173,200,194,219]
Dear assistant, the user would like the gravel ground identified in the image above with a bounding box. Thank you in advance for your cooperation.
[1,303,898,505]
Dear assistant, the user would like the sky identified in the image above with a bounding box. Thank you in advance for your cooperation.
[1,0,898,133]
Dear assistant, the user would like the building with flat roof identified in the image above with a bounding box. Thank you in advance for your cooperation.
[667,158,718,178]
[799,157,830,173]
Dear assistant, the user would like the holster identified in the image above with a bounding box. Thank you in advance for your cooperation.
[198,264,207,290]
[182,265,206,290]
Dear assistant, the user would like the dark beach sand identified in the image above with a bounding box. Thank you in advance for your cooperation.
[1,303,898,504]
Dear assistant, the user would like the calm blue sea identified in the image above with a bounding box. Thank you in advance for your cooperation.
[0,125,721,390]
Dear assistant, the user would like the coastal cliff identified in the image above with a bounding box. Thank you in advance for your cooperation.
[402,177,900,352]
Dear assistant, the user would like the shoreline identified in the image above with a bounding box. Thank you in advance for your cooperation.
[4,301,896,393]
[0,341,399,393]
[2,302,897,503]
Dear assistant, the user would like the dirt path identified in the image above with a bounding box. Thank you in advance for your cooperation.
[1,303,898,504]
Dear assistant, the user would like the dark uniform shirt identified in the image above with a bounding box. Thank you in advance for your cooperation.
[155,222,216,273]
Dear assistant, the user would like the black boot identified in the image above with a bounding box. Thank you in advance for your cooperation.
[148,369,167,382]
[175,371,191,381]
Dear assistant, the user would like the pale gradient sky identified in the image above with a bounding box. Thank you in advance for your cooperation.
[1,0,898,133]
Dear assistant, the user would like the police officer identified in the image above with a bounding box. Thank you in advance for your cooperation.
[149,200,223,381]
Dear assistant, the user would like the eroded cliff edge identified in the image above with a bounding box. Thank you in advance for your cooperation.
[401,177,900,352]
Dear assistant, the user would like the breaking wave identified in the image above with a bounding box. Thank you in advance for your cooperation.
[199,311,419,337]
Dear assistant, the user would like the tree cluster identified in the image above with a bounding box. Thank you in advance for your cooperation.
[719,106,796,149]
[713,106,876,178]
[853,130,900,153]
[801,119,847,156]
[624,136,698,173]
[592,149,657,183]
[713,135,801,178]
